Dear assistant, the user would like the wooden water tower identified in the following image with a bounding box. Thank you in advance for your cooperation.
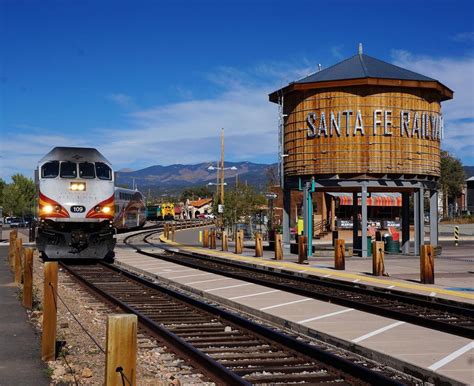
[269,46,453,257]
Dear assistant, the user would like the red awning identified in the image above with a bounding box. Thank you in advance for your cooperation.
[331,193,401,207]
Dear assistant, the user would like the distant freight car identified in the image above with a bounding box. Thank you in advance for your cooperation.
[146,205,162,221]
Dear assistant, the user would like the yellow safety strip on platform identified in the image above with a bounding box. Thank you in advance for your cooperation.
[157,234,474,301]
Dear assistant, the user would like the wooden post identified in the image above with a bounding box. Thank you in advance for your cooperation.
[42,262,58,362]
[171,225,175,241]
[235,230,243,254]
[209,229,216,249]
[14,238,23,284]
[202,229,209,248]
[420,244,435,284]
[105,314,137,386]
[23,248,34,309]
[164,223,168,239]
[274,233,283,260]
[222,231,228,251]
[255,232,263,257]
[372,241,385,276]
[334,239,345,270]
[9,230,17,268]
[298,236,308,264]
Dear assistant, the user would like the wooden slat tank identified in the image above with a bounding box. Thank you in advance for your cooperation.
[269,52,453,181]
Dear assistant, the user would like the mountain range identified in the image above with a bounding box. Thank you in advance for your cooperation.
[116,162,474,198]
[116,161,277,197]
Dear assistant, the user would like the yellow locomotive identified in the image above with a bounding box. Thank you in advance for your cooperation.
[161,202,175,221]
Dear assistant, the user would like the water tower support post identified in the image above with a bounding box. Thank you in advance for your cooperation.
[361,184,368,258]
[283,188,291,247]
[402,192,410,254]
[429,190,438,248]
[352,192,359,253]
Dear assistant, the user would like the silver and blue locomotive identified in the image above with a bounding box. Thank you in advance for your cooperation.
[36,147,116,260]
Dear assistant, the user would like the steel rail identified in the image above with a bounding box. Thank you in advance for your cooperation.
[61,261,405,386]
[126,231,474,340]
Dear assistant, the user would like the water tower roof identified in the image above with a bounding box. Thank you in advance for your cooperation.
[269,53,453,102]
[296,53,436,83]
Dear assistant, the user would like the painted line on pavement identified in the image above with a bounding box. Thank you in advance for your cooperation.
[186,278,231,285]
[428,342,474,371]
[352,321,405,343]
[167,273,213,280]
[298,308,354,324]
[206,283,254,292]
[260,298,312,311]
[229,289,281,300]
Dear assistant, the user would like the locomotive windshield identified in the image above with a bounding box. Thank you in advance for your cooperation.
[60,161,77,178]
[79,162,95,179]
[41,161,59,178]
[96,162,112,180]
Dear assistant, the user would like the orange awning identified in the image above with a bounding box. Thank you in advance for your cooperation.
[331,193,401,207]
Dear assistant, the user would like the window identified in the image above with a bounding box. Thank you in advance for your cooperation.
[79,162,95,179]
[60,161,77,178]
[41,161,59,178]
[96,162,112,180]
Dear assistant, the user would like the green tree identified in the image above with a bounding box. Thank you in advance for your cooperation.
[265,164,279,189]
[2,174,36,217]
[439,150,465,217]
[0,178,5,207]
[180,186,213,202]
[221,184,266,236]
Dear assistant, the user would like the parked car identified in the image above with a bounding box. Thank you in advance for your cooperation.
[9,217,28,228]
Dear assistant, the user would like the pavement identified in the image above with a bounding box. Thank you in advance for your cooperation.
[0,245,50,386]
[167,227,474,303]
[115,226,474,384]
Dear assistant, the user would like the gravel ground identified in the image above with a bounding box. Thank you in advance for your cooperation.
[28,251,213,385]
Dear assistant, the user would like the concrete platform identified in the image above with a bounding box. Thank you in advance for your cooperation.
[113,226,474,384]
[169,227,474,304]
[0,245,49,386]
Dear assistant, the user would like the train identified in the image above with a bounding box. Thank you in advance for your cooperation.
[114,187,146,230]
[160,202,175,220]
[35,147,146,261]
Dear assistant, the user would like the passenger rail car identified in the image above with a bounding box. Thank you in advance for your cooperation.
[114,187,146,230]
[36,147,116,260]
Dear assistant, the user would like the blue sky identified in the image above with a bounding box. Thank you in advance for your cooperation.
[1,0,473,180]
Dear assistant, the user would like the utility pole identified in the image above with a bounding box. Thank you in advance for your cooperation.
[220,128,225,205]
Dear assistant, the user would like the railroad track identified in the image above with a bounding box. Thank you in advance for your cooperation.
[124,230,474,340]
[61,261,412,385]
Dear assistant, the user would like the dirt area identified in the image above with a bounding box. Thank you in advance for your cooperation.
[26,250,212,385]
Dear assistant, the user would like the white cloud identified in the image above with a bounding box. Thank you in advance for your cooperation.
[391,50,474,164]
[5,52,471,182]
[452,32,474,42]
[106,93,133,107]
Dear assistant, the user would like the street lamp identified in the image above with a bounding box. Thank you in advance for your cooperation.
[208,165,237,171]
[207,164,237,205]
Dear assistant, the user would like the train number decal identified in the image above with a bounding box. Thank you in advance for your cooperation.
[70,205,86,213]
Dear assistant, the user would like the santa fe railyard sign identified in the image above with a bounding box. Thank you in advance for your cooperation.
[304,109,444,140]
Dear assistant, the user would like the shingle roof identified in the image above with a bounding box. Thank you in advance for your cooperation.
[189,198,213,208]
[295,53,436,84]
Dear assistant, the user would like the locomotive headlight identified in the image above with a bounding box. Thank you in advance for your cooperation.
[70,182,86,191]
[43,205,53,214]
[102,206,111,214]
